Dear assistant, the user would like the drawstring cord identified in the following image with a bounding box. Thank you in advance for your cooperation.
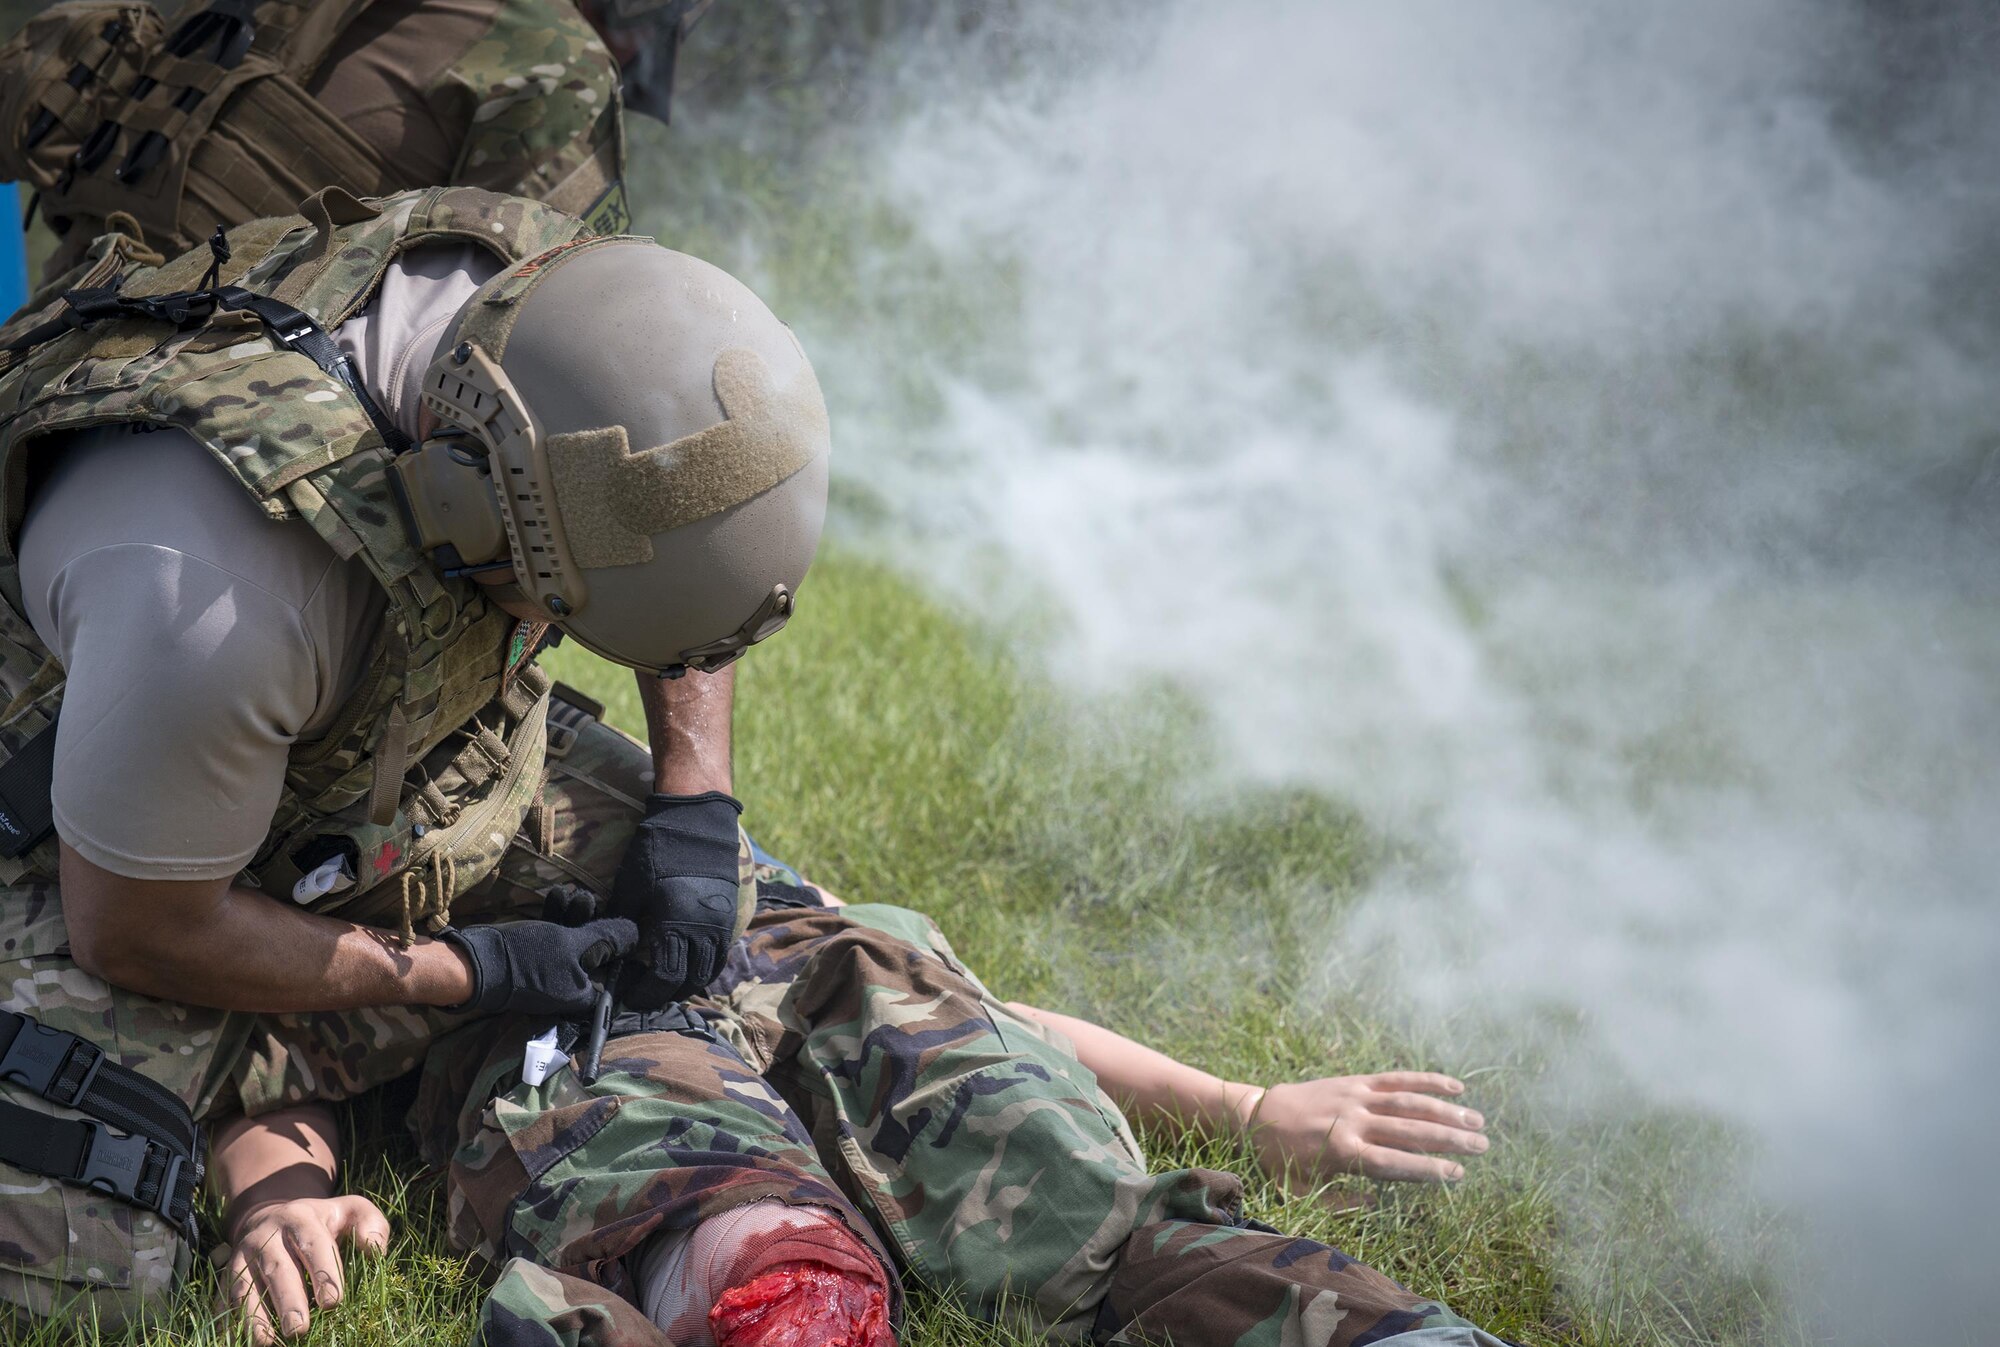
[397,849,459,946]
[429,851,458,934]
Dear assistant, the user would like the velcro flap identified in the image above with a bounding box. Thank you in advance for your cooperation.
[545,347,828,569]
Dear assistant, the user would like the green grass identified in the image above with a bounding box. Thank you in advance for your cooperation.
[9,551,1791,1346]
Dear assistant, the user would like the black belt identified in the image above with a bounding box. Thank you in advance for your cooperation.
[753,878,828,913]
[0,1010,204,1237]
[555,1000,717,1055]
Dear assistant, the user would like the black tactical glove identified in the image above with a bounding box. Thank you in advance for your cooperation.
[540,881,606,927]
[609,791,744,1009]
[441,917,638,1018]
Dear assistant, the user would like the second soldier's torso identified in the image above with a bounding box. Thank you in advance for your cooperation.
[3,0,626,281]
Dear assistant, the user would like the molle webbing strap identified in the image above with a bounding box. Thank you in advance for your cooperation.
[159,0,371,77]
[367,697,411,827]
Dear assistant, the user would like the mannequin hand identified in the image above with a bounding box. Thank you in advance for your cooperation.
[219,1195,390,1344]
[1238,1072,1488,1185]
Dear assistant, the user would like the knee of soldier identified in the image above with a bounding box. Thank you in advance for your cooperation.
[0,1170,192,1334]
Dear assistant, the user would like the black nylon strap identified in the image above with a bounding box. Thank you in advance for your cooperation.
[0,1102,89,1181]
[0,1009,198,1157]
[0,1100,201,1231]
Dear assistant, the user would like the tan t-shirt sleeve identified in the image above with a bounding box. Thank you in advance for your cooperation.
[20,429,381,881]
[19,244,497,882]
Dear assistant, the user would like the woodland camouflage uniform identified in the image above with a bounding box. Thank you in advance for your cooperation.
[410,862,1496,1347]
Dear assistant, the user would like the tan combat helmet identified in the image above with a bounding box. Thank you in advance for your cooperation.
[391,236,830,676]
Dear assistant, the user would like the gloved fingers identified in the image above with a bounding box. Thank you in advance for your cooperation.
[576,917,640,967]
[541,883,604,927]
[654,934,690,991]
[685,940,721,991]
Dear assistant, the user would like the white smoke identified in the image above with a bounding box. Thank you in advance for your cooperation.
[688,2,2000,1340]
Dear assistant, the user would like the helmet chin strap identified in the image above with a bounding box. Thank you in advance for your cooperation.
[467,572,543,622]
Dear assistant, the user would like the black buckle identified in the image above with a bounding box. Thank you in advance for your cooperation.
[271,314,320,348]
[77,1122,152,1203]
[79,1123,194,1227]
[62,285,131,322]
[0,1015,102,1106]
[223,294,318,351]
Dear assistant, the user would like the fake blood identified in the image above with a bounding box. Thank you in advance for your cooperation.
[709,1261,893,1347]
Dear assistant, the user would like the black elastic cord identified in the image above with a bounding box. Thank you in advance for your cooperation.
[197,225,229,291]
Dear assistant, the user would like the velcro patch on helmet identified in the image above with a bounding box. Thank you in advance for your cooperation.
[546,347,828,569]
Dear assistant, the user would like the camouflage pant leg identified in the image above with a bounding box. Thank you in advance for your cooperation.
[1095,1225,1502,1347]
[721,904,1490,1346]
[478,1259,672,1347]
[420,1012,898,1347]
[0,875,248,1329]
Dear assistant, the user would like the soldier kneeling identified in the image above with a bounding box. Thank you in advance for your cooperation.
[0,186,824,1329]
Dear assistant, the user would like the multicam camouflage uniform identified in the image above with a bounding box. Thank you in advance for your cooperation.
[410,823,1501,1346]
[0,0,629,284]
[0,187,751,1328]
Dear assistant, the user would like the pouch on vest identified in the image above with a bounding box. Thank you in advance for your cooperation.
[0,3,166,207]
[247,663,554,944]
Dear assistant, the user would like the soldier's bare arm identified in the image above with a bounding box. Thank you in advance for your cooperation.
[1005,1001,1489,1185]
[638,664,736,795]
[60,842,477,1013]
[208,1105,389,1346]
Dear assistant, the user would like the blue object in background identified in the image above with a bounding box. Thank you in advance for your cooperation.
[0,183,27,318]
